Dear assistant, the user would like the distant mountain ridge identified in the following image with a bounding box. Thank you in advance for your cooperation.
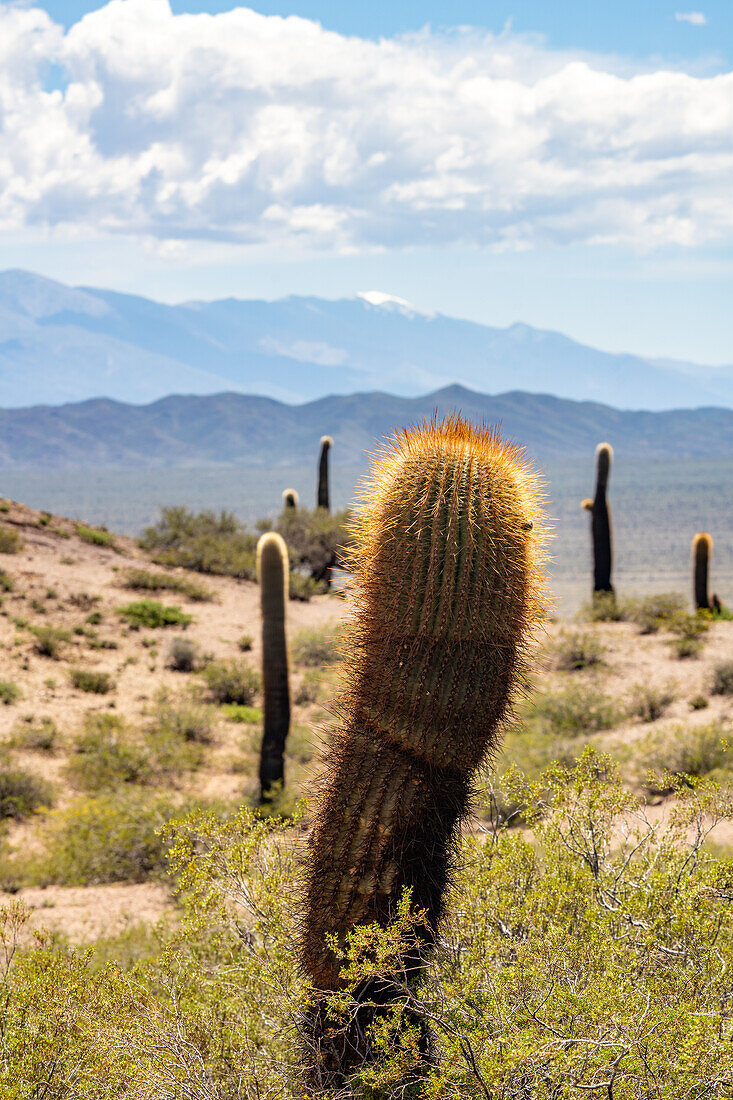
[1,385,730,470]
[0,269,732,411]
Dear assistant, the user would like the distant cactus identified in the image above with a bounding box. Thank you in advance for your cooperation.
[317,435,332,511]
[301,416,548,1088]
[585,443,614,595]
[692,532,720,611]
[282,488,299,510]
[256,532,290,801]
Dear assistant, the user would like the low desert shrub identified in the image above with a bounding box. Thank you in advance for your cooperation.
[578,591,628,622]
[629,682,675,722]
[148,690,216,745]
[69,668,114,694]
[639,720,731,789]
[11,716,59,753]
[117,599,192,629]
[238,634,253,652]
[0,569,13,592]
[31,625,71,659]
[526,684,622,737]
[551,630,605,671]
[75,523,116,549]
[140,506,258,580]
[711,660,733,696]
[0,681,20,705]
[221,703,262,724]
[0,526,23,554]
[65,714,153,792]
[291,625,345,668]
[628,592,687,634]
[201,660,260,705]
[166,636,201,672]
[0,770,54,820]
[121,568,213,602]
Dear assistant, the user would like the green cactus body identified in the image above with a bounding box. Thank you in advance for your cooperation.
[301,416,548,1088]
[282,488,299,510]
[256,532,291,801]
[693,532,714,611]
[589,442,614,595]
[317,435,332,512]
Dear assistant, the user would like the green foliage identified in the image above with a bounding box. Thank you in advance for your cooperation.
[10,716,58,753]
[274,506,352,587]
[711,660,733,695]
[166,635,200,672]
[0,681,20,705]
[628,681,675,722]
[578,590,627,622]
[0,569,13,592]
[689,692,710,710]
[0,771,54,820]
[221,703,262,723]
[294,669,328,705]
[148,689,217,745]
[525,683,622,737]
[238,633,253,652]
[75,523,116,548]
[140,505,258,579]
[69,668,114,694]
[291,624,345,667]
[639,720,731,789]
[201,659,260,705]
[117,598,192,629]
[550,629,605,670]
[628,591,687,633]
[65,714,154,792]
[31,624,71,658]
[0,525,23,554]
[121,567,213,602]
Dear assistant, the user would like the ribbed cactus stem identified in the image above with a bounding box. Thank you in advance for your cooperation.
[301,416,548,1088]
[589,442,614,595]
[692,532,713,611]
[282,488,299,510]
[317,435,332,511]
[256,532,290,802]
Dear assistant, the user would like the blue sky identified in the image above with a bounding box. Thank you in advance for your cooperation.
[1,0,732,366]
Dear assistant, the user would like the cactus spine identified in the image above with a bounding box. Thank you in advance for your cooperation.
[317,435,332,511]
[587,442,614,595]
[282,488,299,510]
[692,532,718,611]
[301,416,548,1088]
[256,532,290,802]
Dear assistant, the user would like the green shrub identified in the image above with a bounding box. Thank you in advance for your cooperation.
[34,790,176,885]
[69,668,114,694]
[526,684,622,737]
[0,681,20,705]
[0,569,13,592]
[0,770,54,819]
[274,505,353,586]
[0,525,23,554]
[121,567,213,602]
[74,523,116,548]
[201,660,260,705]
[11,716,58,753]
[140,506,258,580]
[148,690,216,745]
[65,715,153,792]
[221,703,262,724]
[86,611,103,625]
[690,693,710,711]
[711,661,733,696]
[578,591,627,622]
[238,633,253,652]
[628,592,687,634]
[31,624,71,659]
[166,636,200,672]
[291,624,345,668]
[629,682,675,722]
[640,721,731,789]
[293,669,327,706]
[551,630,605,671]
[117,599,192,629]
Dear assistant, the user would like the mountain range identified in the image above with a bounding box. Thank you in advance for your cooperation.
[1,269,731,411]
[1,386,730,470]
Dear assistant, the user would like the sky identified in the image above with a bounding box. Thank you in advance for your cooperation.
[1,0,732,364]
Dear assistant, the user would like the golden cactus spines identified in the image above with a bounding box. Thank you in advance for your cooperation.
[301,415,549,1086]
[256,532,291,802]
[282,488,299,510]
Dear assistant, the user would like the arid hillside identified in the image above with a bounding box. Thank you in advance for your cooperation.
[0,498,731,949]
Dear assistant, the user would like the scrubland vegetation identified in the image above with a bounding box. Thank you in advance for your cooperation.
[0,446,730,1098]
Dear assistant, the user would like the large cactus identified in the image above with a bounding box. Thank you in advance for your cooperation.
[256,532,291,802]
[692,532,719,611]
[317,435,332,511]
[301,416,548,1088]
[282,488,299,510]
[584,442,614,595]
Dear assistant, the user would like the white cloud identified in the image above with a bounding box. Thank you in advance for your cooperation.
[675,12,707,25]
[0,0,731,253]
[259,337,348,366]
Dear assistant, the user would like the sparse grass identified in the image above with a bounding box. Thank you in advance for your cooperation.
[11,716,59,753]
[201,660,260,705]
[0,681,21,705]
[121,567,213,602]
[550,630,605,671]
[639,721,731,790]
[711,661,733,696]
[629,682,675,723]
[291,625,345,668]
[0,526,23,554]
[117,599,192,629]
[221,703,262,724]
[0,770,54,820]
[31,624,72,659]
[69,668,114,694]
[75,523,116,548]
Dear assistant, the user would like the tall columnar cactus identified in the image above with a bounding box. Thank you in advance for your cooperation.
[301,416,548,1088]
[282,488,299,510]
[256,532,291,802]
[585,442,614,595]
[692,532,719,611]
[317,435,333,511]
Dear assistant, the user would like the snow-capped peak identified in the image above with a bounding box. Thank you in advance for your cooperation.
[357,291,434,319]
